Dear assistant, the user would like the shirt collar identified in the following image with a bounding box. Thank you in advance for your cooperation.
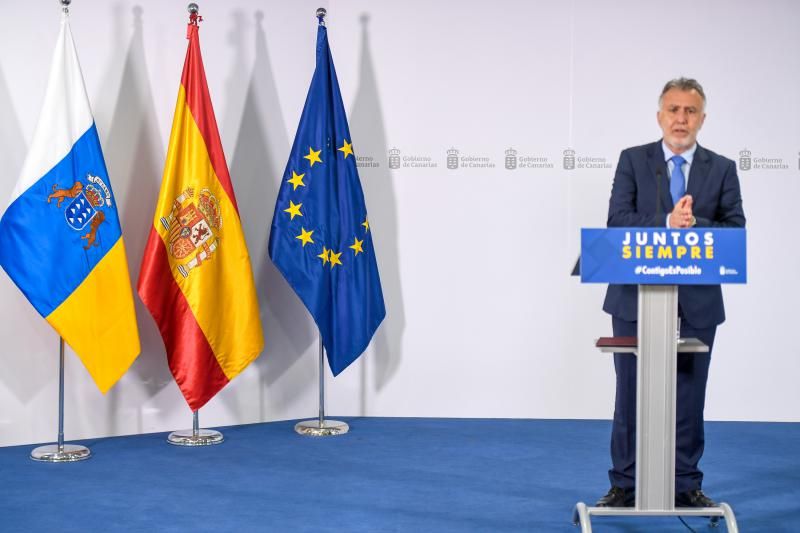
[662,140,697,165]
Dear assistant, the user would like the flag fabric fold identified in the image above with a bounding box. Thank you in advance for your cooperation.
[0,16,140,393]
[138,19,264,411]
[268,21,386,375]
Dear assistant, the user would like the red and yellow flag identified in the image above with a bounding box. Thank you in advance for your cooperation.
[137,16,263,411]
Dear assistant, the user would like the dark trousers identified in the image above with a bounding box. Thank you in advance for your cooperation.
[609,316,716,493]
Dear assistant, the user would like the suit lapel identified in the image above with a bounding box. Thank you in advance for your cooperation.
[646,141,672,213]
[687,144,710,201]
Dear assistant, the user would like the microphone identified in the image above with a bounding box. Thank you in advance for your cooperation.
[655,168,662,226]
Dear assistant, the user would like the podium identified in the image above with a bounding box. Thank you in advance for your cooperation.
[572,228,746,532]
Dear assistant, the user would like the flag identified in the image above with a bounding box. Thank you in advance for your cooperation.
[138,15,263,411]
[0,15,140,392]
[268,19,385,375]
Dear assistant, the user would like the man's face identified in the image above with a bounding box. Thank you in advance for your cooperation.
[657,88,706,154]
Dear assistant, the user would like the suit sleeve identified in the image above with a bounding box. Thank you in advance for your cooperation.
[607,149,661,227]
[695,158,746,228]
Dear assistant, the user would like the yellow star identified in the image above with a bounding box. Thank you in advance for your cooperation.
[362,218,369,232]
[329,250,343,268]
[287,171,305,190]
[349,237,364,256]
[338,139,354,159]
[284,200,303,220]
[317,247,329,265]
[304,146,322,167]
[296,227,314,247]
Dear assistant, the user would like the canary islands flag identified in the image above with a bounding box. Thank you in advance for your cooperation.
[269,19,386,375]
[0,15,140,392]
[138,15,264,411]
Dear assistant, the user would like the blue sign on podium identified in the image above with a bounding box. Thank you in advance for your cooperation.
[581,228,746,284]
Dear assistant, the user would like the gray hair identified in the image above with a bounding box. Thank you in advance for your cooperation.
[659,77,706,109]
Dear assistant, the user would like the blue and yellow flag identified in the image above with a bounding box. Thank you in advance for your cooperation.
[0,14,140,392]
[268,18,385,375]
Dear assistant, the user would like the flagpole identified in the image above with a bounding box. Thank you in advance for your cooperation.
[29,0,92,463]
[155,2,227,448]
[294,332,349,436]
[318,334,325,426]
[30,337,91,462]
[289,6,351,437]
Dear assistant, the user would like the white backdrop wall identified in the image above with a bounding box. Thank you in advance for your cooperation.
[1,0,798,447]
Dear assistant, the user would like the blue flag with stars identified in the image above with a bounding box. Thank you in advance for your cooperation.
[268,20,386,375]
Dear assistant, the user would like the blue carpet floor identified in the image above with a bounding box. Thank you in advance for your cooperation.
[0,418,797,532]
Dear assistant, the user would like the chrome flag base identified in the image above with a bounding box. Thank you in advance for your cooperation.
[293,336,350,438]
[167,428,224,446]
[167,410,224,446]
[31,443,91,462]
[294,419,349,437]
[30,339,90,463]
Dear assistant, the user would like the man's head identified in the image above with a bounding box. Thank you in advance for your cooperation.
[657,77,706,155]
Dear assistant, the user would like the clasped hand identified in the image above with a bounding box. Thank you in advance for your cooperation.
[669,195,694,228]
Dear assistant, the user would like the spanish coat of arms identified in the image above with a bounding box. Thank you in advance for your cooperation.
[160,187,222,278]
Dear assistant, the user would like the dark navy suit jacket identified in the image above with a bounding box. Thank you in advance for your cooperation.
[602,141,746,328]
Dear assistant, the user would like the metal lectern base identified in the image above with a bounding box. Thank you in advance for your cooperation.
[572,502,738,532]
[294,419,349,437]
[30,443,91,462]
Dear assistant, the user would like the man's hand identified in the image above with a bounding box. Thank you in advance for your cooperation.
[669,195,694,228]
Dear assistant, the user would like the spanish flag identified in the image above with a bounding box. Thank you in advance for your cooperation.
[138,14,263,411]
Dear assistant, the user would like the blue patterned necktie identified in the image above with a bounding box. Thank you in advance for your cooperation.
[670,155,686,205]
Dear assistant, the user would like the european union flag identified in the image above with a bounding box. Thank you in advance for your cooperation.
[268,18,386,375]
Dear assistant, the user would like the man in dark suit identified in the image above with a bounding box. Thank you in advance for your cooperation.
[597,78,746,508]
